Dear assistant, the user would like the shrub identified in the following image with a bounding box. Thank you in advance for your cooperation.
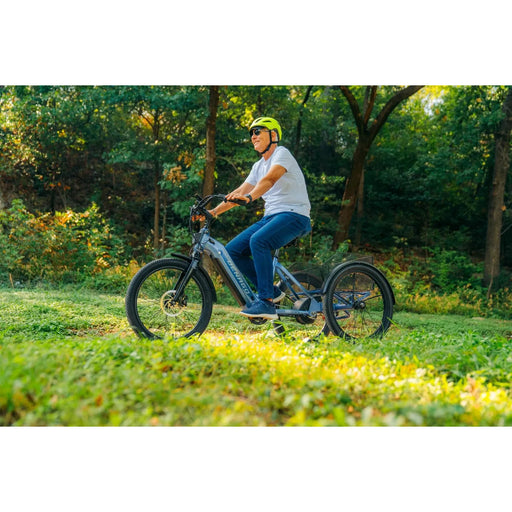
[383,248,512,319]
[164,225,192,256]
[0,200,127,285]
[427,248,483,292]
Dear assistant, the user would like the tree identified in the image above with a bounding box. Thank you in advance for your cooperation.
[484,86,512,289]
[293,85,314,155]
[106,86,207,252]
[203,86,219,197]
[333,86,424,248]
[0,86,122,213]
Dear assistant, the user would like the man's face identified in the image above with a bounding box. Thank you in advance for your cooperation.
[250,127,273,152]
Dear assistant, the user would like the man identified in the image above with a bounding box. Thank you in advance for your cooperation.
[208,117,311,320]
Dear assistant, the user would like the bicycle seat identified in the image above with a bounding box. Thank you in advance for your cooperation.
[283,237,301,249]
[284,226,311,248]
[274,232,310,256]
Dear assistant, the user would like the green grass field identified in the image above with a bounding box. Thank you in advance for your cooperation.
[1,286,512,426]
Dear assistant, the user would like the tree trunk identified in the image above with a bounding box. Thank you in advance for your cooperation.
[152,109,162,251]
[153,161,161,250]
[333,142,370,248]
[294,86,313,156]
[203,86,219,197]
[355,166,365,248]
[332,86,423,249]
[484,87,512,290]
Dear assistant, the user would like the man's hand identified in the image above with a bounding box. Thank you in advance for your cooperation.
[191,209,215,222]
[225,192,251,204]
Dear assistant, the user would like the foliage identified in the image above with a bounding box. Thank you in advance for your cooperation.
[384,249,512,318]
[360,86,512,262]
[1,286,512,426]
[392,247,484,293]
[0,199,127,285]
[0,86,120,210]
[1,85,511,293]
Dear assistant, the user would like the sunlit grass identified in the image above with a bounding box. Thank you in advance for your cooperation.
[1,287,512,425]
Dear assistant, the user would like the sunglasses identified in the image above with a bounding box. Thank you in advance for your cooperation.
[249,127,269,137]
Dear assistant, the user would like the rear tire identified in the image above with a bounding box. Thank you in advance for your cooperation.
[125,258,213,339]
[323,263,393,340]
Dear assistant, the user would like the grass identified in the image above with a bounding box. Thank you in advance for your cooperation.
[1,286,512,426]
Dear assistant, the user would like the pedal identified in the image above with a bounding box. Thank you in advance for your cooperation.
[248,316,267,325]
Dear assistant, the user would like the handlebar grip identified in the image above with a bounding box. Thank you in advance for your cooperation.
[224,197,250,206]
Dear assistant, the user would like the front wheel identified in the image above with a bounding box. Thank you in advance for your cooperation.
[125,258,214,339]
[323,263,394,340]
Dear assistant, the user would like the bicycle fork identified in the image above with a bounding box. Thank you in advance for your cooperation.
[171,256,201,304]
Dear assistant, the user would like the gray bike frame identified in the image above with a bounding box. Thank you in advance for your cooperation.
[195,229,323,318]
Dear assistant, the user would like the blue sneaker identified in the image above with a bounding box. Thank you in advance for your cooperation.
[240,299,278,320]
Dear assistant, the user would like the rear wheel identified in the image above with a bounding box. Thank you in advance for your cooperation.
[323,263,393,340]
[125,258,213,339]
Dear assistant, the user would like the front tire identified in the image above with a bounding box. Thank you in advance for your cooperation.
[125,258,214,339]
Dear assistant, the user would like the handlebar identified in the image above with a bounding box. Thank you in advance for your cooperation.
[224,196,251,206]
[189,194,250,231]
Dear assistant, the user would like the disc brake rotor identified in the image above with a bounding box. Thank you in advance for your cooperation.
[160,290,186,317]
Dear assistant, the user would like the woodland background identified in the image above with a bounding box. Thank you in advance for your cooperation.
[0,85,511,314]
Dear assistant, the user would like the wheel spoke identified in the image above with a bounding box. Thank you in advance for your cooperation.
[323,264,393,340]
[126,259,213,339]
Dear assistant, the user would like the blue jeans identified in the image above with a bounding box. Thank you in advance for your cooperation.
[226,212,311,300]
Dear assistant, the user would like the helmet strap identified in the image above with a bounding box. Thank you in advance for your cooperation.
[258,130,278,155]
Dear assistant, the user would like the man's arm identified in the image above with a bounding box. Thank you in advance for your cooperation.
[210,182,255,217]
[209,164,286,218]
[246,164,286,200]
[226,164,286,204]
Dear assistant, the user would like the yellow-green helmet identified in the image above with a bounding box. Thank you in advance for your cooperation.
[250,117,282,141]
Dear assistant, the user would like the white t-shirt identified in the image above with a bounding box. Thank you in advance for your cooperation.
[245,146,311,218]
